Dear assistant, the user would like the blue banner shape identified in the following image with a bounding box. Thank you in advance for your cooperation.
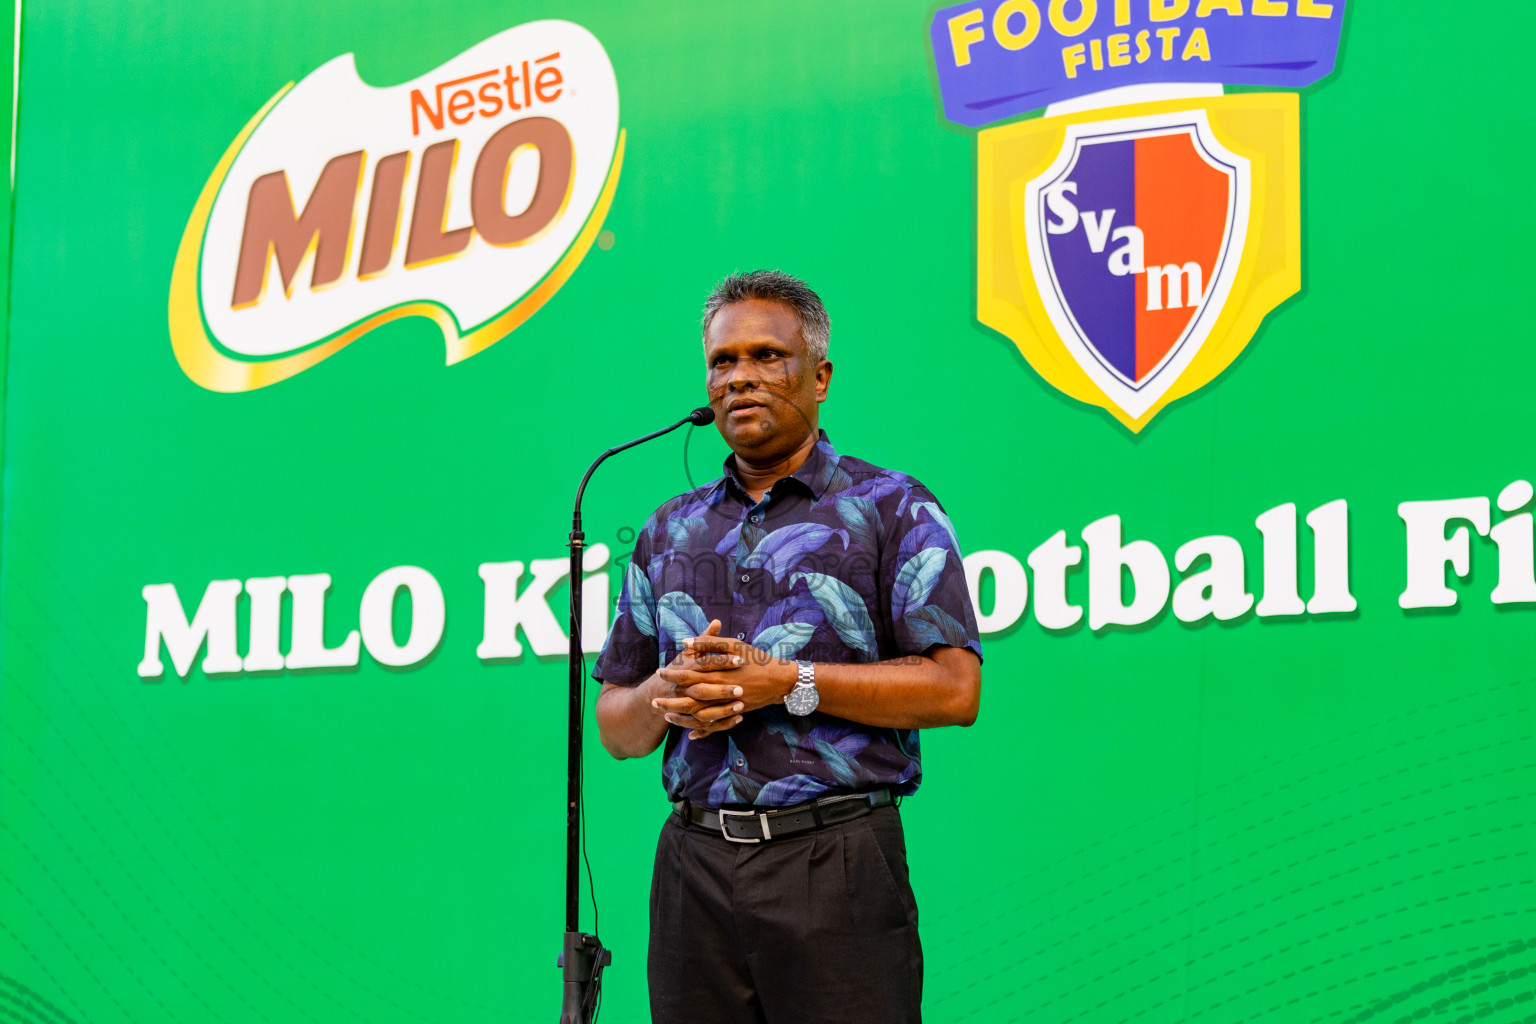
[930,0,1345,127]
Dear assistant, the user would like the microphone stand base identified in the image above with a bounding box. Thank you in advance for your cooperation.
[557,931,611,1023]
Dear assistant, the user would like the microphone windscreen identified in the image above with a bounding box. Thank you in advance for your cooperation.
[688,406,715,426]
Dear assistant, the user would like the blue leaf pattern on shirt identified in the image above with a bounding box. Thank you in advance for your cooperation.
[808,725,872,786]
[897,520,953,563]
[764,721,872,789]
[674,496,714,522]
[912,500,961,551]
[839,473,908,506]
[622,560,656,638]
[903,604,972,651]
[763,717,802,748]
[657,591,710,647]
[824,462,854,495]
[743,522,849,581]
[834,495,881,551]
[591,431,983,807]
[757,774,832,805]
[709,737,763,806]
[753,621,818,659]
[892,546,947,622]
[755,589,826,632]
[664,747,691,794]
[789,571,877,657]
[666,516,712,551]
[713,523,743,557]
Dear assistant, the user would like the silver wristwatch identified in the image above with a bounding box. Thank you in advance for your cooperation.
[785,660,819,716]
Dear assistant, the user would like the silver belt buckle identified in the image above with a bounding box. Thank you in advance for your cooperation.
[718,808,770,843]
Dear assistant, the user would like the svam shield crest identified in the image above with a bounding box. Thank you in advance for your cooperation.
[977,94,1302,432]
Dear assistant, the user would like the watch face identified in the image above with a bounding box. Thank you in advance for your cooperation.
[785,684,819,716]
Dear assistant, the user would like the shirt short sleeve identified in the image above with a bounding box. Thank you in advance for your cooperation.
[592,522,661,687]
[882,483,984,662]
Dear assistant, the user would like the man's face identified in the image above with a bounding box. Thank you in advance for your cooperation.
[704,298,831,462]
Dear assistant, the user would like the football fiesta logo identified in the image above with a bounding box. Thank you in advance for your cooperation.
[169,20,622,391]
[930,0,1345,431]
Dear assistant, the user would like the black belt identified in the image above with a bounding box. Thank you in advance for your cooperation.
[675,790,894,844]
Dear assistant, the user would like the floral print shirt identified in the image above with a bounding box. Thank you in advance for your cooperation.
[593,431,983,808]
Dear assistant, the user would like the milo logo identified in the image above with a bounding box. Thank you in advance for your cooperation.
[169,19,623,391]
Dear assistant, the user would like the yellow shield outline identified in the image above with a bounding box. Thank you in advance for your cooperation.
[977,92,1301,432]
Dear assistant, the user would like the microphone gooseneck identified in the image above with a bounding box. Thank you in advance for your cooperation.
[559,406,714,1024]
[573,408,712,521]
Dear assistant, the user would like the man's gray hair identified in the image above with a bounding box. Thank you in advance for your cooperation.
[701,270,832,363]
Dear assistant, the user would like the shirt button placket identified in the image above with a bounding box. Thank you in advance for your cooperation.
[724,502,746,645]
[733,500,764,641]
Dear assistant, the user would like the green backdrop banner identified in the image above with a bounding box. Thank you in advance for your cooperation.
[3,2,1535,1021]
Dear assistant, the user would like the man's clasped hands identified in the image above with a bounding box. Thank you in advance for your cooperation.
[651,619,797,740]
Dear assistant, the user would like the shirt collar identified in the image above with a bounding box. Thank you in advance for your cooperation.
[720,429,840,502]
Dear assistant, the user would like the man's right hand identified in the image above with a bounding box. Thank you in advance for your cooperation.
[596,619,747,759]
[651,620,747,734]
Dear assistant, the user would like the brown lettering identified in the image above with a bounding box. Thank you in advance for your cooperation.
[471,117,574,247]
[357,151,411,279]
[404,139,474,268]
[231,151,364,309]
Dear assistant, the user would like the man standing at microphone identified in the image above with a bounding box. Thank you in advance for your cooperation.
[593,270,983,1024]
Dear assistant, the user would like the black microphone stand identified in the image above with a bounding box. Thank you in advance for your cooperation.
[559,406,715,1024]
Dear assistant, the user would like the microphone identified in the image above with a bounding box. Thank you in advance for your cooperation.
[573,407,713,517]
[557,405,715,1024]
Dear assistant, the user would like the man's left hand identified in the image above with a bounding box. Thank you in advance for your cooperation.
[655,632,796,739]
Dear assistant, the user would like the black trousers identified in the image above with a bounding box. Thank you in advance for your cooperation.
[647,803,922,1024]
